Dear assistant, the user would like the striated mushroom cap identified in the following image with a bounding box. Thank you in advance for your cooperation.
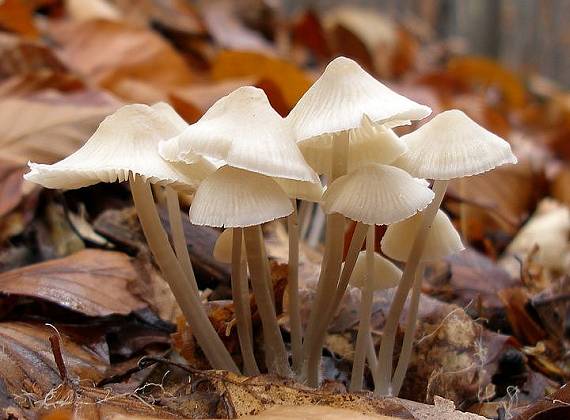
[159,86,318,183]
[190,166,293,228]
[381,209,464,262]
[323,163,434,225]
[25,103,214,191]
[286,56,431,142]
[395,109,517,180]
[347,251,402,290]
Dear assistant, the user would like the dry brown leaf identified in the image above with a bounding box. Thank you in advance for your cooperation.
[0,322,109,399]
[291,10,331,61]
[48,19,194,99]
[169,78,255,123]
[211,50,312,109]
[0,249,147,317]
[200,0,275,54]
[447,161,546,238]
[36,383,180,419]
[424,248,519,325]
[0,160,27,220]
[241,405,398,419]
[0,0,39,38]
[447,57,527,109]
[0,89,119,165]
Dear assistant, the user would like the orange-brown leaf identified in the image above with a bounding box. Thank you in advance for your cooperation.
[0,249,147,317]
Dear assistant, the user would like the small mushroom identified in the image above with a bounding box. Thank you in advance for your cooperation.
[191,165,293,377]
[307,163,434,386]
[24,103,238,373]
[380,210,464,394]
[376,109,517,396]
[213,229,259,376]
[346,251,401,391]
[286,56,430,385]
[162,86,319,378]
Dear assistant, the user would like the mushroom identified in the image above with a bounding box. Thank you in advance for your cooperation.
[380,209,464,394]
[24,103,239,373]
[346,250,401,391]
[191,165,294,376]
[286,56,430,385]
[213,229,259,375]
[375,109,517,395]
[160,86,319,378]
[303,163,434,386]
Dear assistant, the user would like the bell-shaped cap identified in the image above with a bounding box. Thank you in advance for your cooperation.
[381,209,464,262]
[323,163,434,225]
[347,251,402,290]
[159,86,319,183]
[298,115,407,176]
[213,228,247,263]
[24,103,215,191]
[274,178,324,202]
[190,166,293,228]
[286,56,431,142]
[395,109,518,180]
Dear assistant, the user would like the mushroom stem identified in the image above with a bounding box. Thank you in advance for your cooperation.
[287,200,303,375]
[243,225,291,377]
[303,131,348,386]
[350,225,375,392]
[459,177,469,241]
[165,186,198,295]
[307,221,367,368]
[390,262,425,395]
[329,222,369,322]
[231,228,260,376]
[129,174,238,373]
[375,179,449,396]
[367,332,380,388]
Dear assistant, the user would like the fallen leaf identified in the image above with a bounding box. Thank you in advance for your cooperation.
[0,0,39,38]
[0,89,119,165]
[424,248,519,328]
[447,56,527,109]
[0,160,27,220]
[0,249,147,317]
[200,0,275,54]
[48,19,194,100]
[447,161,546,238]
[36,383,180,419]
[498,288,547,345]
[211,50,312,109]
[291,10,331,61]
[241,405,398,419]
[0,322,109,398]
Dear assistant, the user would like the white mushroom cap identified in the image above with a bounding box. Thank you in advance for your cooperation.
[274,178,324,202]
[286,56,431,142]
[159,86,319,183]
[190,166,293,228]
[298,115,408,176]
[24,103,215,191]
[347,251,402,290]
[381,209,464,262]
[395,109,518,180]
[322,163,434,225]
[213,228,246,263]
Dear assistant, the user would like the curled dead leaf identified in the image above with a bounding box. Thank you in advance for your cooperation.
[0,249,147,317]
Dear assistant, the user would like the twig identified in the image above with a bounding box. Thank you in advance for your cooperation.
[46,323,67,382]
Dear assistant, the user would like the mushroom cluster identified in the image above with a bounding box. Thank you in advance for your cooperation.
[24,56,517,394]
